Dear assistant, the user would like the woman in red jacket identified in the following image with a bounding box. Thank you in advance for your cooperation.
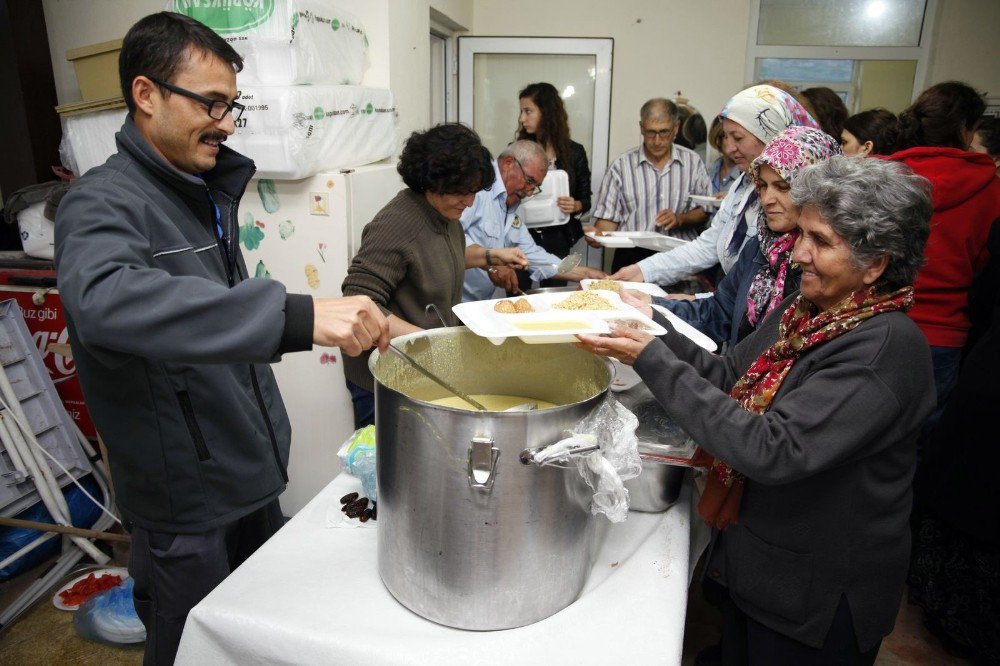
[889,81,1000,411]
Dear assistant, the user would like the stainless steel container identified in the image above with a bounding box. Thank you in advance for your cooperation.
[627,451,687,512]
[370,328,612,630]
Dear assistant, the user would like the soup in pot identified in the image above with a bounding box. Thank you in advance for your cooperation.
[428,394,558,411]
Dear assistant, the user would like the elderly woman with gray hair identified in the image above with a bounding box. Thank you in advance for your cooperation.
[578,156,936,663]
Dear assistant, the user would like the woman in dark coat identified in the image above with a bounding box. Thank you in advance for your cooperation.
[578,156,936,663]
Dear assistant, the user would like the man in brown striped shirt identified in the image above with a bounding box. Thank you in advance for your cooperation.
[589,98,711,272]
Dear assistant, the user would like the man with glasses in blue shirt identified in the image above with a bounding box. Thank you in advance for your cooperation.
[461,141,604,301]
[588,98,712,274]
[55,12,388,664]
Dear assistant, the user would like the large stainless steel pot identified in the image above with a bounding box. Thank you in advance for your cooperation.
[370,327,612,630]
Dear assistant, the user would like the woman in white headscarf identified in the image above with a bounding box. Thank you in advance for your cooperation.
[612,85,818,287]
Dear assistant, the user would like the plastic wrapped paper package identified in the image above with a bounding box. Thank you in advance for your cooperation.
[60,108,127,177]
[171,0,369,86]
[226,85,398,180]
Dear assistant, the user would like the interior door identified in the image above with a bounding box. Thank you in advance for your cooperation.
[457,37,613,199]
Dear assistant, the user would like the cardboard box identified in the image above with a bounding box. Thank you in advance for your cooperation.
[65,39,122,102]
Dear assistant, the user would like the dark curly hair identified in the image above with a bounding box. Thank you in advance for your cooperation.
[397,123,495,194]
[843,108,900,155]
[516,82,574,181]
[897,81,986,150]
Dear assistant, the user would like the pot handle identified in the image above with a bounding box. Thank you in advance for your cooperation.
[468,436,500,491]
[519,434,600,467]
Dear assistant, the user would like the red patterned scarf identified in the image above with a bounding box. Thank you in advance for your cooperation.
[693,284,914,530]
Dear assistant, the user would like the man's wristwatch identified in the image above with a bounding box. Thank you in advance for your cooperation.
[485,248,493,267]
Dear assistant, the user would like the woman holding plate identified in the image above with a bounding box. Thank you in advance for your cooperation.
[578,156,935,662]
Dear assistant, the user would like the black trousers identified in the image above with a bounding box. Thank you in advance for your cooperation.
[128,499,284,665]
[708,580,881,665]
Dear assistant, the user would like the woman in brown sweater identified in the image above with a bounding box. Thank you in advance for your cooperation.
[341,124,526,427]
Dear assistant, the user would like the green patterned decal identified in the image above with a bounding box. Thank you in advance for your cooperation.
[257,179,280,213]
[254,259,271,279]
[173,0,276,34]
[240,212,265,250]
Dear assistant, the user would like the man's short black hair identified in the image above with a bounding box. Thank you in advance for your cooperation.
[397,124,495,195]
[119,11,244,115]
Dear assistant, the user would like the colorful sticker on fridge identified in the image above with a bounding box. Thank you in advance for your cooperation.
[304,264,320,289]
[279,219,295,240]
[240,212,265,250]
[257,179,280,213]
[317,243,327,262]
[320,352,337,365]
[254,260,271,279]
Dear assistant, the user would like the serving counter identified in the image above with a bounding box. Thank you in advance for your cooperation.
[176,471,708,665]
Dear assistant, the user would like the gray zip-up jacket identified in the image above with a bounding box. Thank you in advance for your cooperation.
[55,117,313,533]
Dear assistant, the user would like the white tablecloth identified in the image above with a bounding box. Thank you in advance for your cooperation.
[176,472,708,666]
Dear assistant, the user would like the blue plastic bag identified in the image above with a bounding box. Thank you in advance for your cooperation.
[338,426,376,501]
[0,474,103,581]
[73,577,146,645]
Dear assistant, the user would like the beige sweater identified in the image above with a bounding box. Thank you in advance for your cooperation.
[341,188,465,390]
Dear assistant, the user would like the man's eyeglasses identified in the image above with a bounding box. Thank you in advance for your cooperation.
[150,78,245,122]
[642,127,676,139]
[513,158,543,197]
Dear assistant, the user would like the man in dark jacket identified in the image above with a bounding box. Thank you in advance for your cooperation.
[54,12,388,665]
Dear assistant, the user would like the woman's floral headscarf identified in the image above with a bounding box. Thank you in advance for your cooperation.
[718,85,819,145]
[744,126,842,325]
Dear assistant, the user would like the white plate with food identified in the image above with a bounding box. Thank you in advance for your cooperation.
[454,290,666,344]
[689,194,724,209]
[53,567,129,611]
[580,278,668,298]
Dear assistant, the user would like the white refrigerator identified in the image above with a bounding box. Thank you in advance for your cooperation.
[237,163,403,515]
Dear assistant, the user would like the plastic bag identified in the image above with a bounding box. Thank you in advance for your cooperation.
[542,397,641,523]
[337,425,376,501]
[73,577,146,645]
[0,474,103,581]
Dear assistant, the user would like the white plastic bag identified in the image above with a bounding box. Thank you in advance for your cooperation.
[171,0,369,86]
[15,203,55,260]
[226,85,398,180]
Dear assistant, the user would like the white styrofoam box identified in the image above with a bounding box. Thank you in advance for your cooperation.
[521,169,570,229]
[171,0,369,86]
[227,85,398,180]
[60,108,127,177]
[16,203,55,260]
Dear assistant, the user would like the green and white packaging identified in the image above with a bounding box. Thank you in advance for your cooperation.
[225,85,398,179]
[172,0,369,86]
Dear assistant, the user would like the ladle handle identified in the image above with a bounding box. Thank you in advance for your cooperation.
[386,343,488,411]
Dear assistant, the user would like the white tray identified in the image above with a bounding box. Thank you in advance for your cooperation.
[585,230,689,252]
[580,279,668,298]
[652,304,718,352]
[689,194,723,209]
[453,291,666,344]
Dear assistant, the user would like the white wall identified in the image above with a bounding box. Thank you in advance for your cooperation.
[471,0,753,164]
[925,0,1000,96]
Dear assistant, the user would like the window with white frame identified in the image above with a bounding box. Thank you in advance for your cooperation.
[746,0,938,113]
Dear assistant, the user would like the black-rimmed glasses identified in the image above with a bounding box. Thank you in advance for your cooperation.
[150,78,245,122]
[513,158,543,197]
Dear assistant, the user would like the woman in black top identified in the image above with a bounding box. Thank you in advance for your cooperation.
[516,82,592,288]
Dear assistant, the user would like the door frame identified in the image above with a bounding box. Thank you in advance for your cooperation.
[457,36,614,195]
